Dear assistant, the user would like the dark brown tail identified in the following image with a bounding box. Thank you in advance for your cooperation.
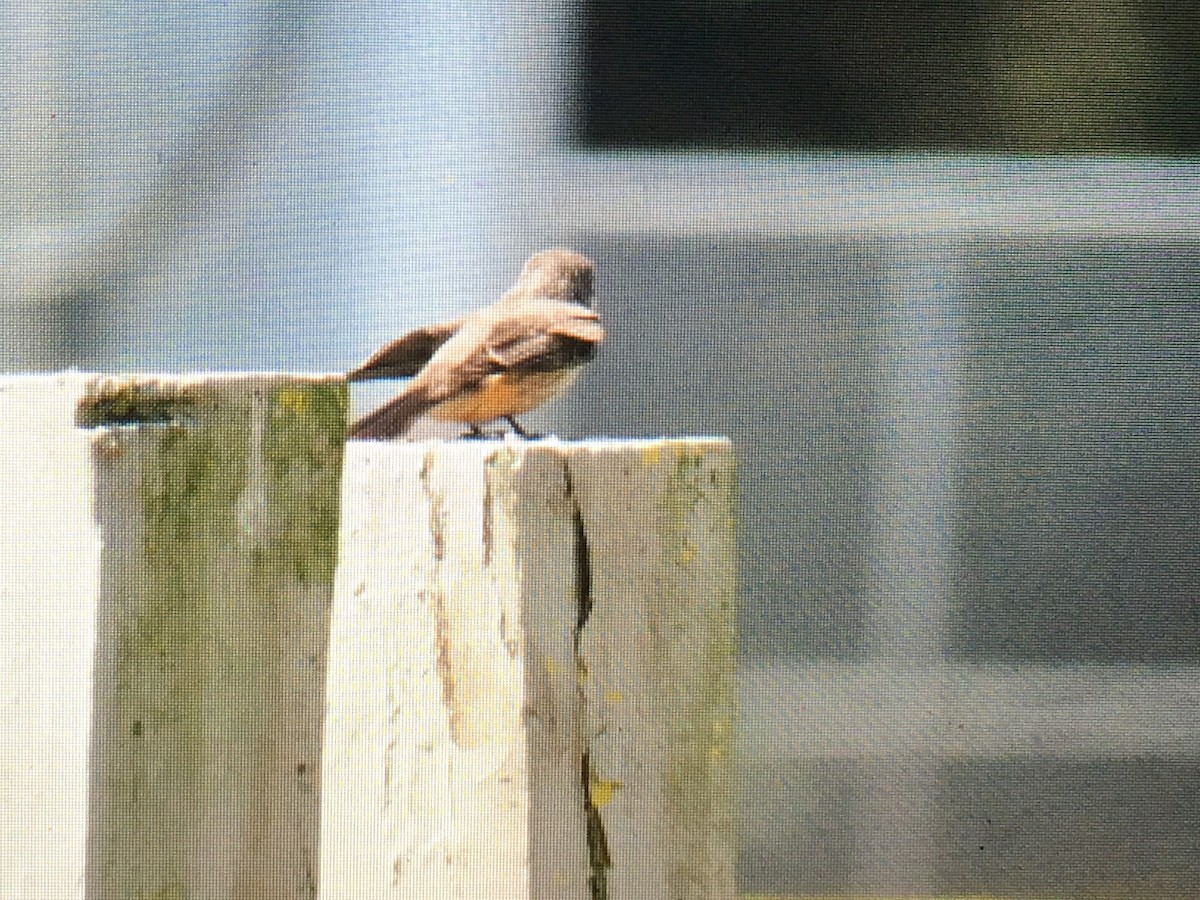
[347,386,434,440]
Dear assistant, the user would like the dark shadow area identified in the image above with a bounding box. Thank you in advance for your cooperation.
[581,0,1200,152]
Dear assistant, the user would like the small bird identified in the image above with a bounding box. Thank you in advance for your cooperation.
[347,249,604,440]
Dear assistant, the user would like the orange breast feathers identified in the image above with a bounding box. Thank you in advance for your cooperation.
[429,368,582,425]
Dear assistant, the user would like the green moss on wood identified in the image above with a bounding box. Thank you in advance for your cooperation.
[262,383,348,583]
[658,442,739,888]
[91,377,346,899]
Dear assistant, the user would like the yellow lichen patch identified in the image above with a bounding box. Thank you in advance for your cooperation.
[275,387,309,415]
[640,443,662,467]
[604,689,623,704]
[589,778,624,807]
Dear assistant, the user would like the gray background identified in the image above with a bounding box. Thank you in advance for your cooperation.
[3,2,1200,897]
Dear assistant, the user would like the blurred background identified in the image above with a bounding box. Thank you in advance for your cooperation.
[4,1,1200,896]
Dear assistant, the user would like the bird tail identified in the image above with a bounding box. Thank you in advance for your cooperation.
[347,385,434,440]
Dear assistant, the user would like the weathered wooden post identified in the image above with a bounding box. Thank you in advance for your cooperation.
[320,438,738,899]
[0,373,346,900]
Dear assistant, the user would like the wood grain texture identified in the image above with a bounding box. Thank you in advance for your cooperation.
[321,437,737,900]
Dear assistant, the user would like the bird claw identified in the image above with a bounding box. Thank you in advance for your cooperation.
[503,416,542,439]
[457,418,541,440]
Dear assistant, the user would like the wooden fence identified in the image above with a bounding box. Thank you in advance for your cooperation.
[0,373,736,900]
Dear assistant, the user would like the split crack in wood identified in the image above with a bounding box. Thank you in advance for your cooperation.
[564,460,610,900]
[419,451,462,744]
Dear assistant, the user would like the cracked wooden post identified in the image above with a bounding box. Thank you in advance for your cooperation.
[321,438,738,900]
[0,373,346,899]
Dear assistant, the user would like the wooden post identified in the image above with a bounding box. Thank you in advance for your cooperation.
[0,374,346,899]
[321,438,738,900]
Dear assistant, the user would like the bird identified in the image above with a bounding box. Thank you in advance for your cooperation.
[346,248,604,440]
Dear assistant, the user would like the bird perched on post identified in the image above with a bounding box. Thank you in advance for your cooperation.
[346,249,604,440]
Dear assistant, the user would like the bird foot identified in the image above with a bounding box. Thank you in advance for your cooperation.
[457,419,542,440]
[503,416,542,439]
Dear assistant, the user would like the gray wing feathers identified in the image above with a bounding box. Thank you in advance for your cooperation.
[483,306,605,372]
[346,318,463,382]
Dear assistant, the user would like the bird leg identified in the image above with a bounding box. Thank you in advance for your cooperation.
[503,416,540,439]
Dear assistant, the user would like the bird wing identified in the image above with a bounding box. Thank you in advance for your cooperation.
[390,302,604,407]
[483,306,606,374]
[347,317,464,382]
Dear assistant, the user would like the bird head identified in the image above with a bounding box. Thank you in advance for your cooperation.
[518,249,595,306]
